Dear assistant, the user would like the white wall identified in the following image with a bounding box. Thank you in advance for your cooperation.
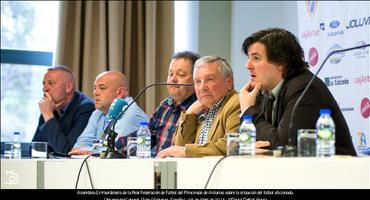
[198,1,231,62]
[174,1,299,90]
[230,1,298,90]
[174,1,199,53]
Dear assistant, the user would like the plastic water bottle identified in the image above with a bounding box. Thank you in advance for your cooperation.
[136,122,151,158]
[12,132,22,159]
[316,109,335,157]
[239,116,256,156]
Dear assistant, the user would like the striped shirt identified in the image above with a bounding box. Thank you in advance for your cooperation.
[150,93,197,155]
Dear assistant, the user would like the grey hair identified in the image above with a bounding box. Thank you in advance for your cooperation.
[194,55,233,77]
[48,65,76,86]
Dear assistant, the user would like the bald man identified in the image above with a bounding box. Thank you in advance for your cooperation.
[32,66,95,154]
[69,71,148,155]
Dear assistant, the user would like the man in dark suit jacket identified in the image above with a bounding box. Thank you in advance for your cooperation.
[32,66,95,154]
[239,28,356,156]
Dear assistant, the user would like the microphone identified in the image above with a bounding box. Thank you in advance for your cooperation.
[101,98,128,158]
[101,98,128,137]
[108,98,129,121]
[104,82,193,158]
[111,82,193,132]
[283,43,370,157]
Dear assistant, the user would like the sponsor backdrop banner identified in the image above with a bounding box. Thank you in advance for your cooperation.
[297,1,370,155]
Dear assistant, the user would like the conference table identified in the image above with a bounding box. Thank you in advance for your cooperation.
[174,156,370,189]
[1,156,369,189]
[1,157,175,189]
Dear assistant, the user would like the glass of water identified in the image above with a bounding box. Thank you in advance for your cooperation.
[227,133,239,156]
[31,142,48,158]
[127,137,137,159]
[4,142,14,159]
[297,129,317,157]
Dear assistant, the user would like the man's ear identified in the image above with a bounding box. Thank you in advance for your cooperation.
[116,86,128,98]
[226,76,234,90]
[65,82,74,94]
[277,64,284,71]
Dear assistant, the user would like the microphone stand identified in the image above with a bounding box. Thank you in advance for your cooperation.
[283,43,370,157]
[112,83,193,131]
[102,82,193,159]
[102,120,124,158]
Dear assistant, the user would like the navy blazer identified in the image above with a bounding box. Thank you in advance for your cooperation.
[242,69,356,156]
[32,91,95,154]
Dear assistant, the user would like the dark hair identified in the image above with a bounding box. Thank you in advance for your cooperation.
[242,28,308,79]
[172,51,201,71]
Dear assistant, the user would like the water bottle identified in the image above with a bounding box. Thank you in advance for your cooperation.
[12,132,22,159]
[136,122,151,159]
[239,116,256,156]
[316,109,335,157]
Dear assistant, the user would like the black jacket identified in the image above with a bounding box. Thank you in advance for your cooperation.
[242,69,356,156]
[32,91,95,154]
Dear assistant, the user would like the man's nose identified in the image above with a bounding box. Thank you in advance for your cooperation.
[93,89,99,96]
[170,75,178,83]
[43,85,48,92]
[246,60,253,70]
[199,81,209,91]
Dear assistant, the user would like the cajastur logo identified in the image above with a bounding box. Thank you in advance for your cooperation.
[308,47,318,67]
[301,29,320,39]
[360,97,370,118]
[305,1,318,17]
[354,75,370,85]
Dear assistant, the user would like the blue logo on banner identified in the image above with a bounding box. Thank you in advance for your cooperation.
[329,20,340,29]
[305,1,318,17]
[327,20,344,37]
[324,77,332,86]
[324,75,349,87]
[346,16,370,29]
[357,131,366,148]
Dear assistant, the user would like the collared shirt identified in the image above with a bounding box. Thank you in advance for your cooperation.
[74,96,148,149]
[150,93,197,155]
[197,90,231,144]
